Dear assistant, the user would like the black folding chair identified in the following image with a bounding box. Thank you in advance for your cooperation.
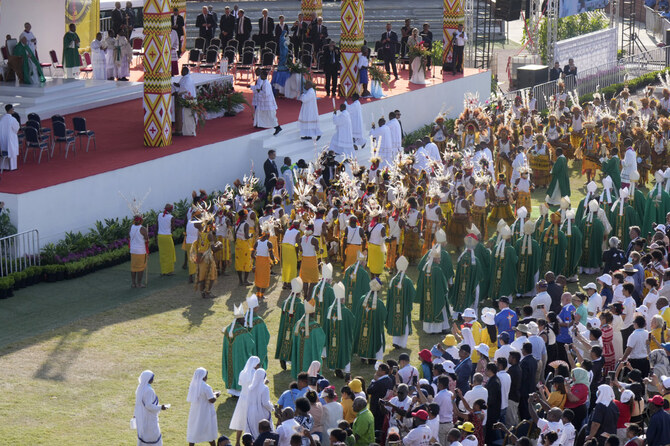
[27,113,51,141]
[265,41,277,54]
[300,52,312,69]
[51,120,77,158]
[200,49,220,72]
[243,40,255,51]
[73,117,96,152]
[194,37,206,52]
[210,38,222,48]
[23,127,50,164]
[187,49,201,71]
[236,49,256,84]
[260,50,275,69]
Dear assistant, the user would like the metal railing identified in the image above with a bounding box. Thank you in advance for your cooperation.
[0,230,40,276]
[645,6,670,42]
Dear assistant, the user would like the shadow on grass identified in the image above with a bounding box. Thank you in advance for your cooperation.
[33,328,93,381]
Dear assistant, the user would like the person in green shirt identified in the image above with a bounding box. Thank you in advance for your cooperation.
[546,147,570,206]
[222,304,256,396]
[572,292,589,326]
[244,295,271,369]
[12,36,45,84]
[352,397,375,446]
[63,23,81,78]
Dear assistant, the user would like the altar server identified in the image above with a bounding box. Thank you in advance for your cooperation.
[330,103,354,155]
[252,69,282,135]
[0,105,20,171]
[298,81,322,140]
[91,32,107,80]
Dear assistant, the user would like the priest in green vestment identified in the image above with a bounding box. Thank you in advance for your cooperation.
[469,224,492,300]
[610,188,641,250]
[642,171,670,237]
[244,295,271,369]
[599,175,617,217]
[323,282,355,379]
[489,225,518,302]
[415,245,450,334]
[627,173,647,222]
[353,278,387,363]
[601,151,622,190]
[534,204,551,242]
[276,277,305,369]
[222,304,256,396]
[418,229,454,284]
[515,220,541,296]
[510,206,528,245]
[62,24,81,78]
[540,212,568,276]
[561,209,583,282]
[385,256,415,349]
[12,36,45,85]
[311,263,335,327]
[343,252,370,311]
[450,233,485,313]
[575,181,598,224]
[546,148,570,206]
[579,199,606,274]
[487,219,507,249]
[291,299,326,379]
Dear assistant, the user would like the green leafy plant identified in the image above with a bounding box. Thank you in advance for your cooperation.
[0,208,17,238]
[0,275,15,289]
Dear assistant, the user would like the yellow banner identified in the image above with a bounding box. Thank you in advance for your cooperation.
[65,0,100,52]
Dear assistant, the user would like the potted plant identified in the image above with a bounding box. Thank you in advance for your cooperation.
[12,271,26,290]
[0,276,15,298]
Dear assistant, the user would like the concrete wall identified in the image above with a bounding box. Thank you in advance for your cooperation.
[0,0,66,64]
[0,70,491,245]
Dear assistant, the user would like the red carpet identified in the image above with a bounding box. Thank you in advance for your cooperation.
[1,68,479,194]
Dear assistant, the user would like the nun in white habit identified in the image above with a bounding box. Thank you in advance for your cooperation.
[229,356,261,434]
[134,370,166,446]
[186,367,219,445]
[245,368,274,438]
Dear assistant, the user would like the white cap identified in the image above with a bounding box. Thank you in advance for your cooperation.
[597,274,612,286]
[469,224,481,236]
[587,181,598,193]
[587,317,601,328]
[475,344,490,357]
[516,206,528,219]
[620,389,635,403]
[528,321,539,335]
[321,263,333,280]
[566,209,575,220]
[500,225,512,238]
[233,303,246,318]
[442,360,456,374]
[369,277,382,292]
[246,295,259,309]
[583,282,598,291]
[463,308,477,319]
[333,281,345,300]
[588,199,599,213]
[662,375,670,389]
[291,277,304,293]
[396,255,409,272]
[435,229,447,244]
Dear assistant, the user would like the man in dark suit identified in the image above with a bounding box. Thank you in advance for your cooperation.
[219,6,236,49]
[321,151,338,185]
[207,5,218,38]
[311,16,328,53]
[275,15,289,44]
[367,364,395,434]
[484,363,502,445]
[420,23,433,70]
[171,7,185,56]
[518,343,537,420]
[549,61,562,81]
[195,6,216,48]
[263,149,279,196]
[291,14,308,58]
[323,40,340,97]
[111,2,125,36]
[257,9,275,48]
[235,9,253,50]
[380,23,399,80]
[563,58,577,77]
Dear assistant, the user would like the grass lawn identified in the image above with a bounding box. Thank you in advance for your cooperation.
[0,160,615,444]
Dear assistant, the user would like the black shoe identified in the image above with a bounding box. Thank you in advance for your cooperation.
[367,359,376,365]
[344,373,351,381]
[335,369,344,378]
[280,360,287,370]
[392,343,401,349]
[301,136,312,140]
[274,126,283,135]
[316,135,321,141]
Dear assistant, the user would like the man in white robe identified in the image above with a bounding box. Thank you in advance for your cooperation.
[298,81,322,140]
[19,23,37,56]
[104,31,117,80]
[134,370,167,446]
[91,33,107,80]
[0,105,20,171]
[386,112,403,158]
[370,118,393,166]
[251,69,282,135]
[173,66,198,135]
[114,32,132,81]
[348,93,365,148]
[621,146,637,189]
[422,136,441,162]
[330,103,353,155]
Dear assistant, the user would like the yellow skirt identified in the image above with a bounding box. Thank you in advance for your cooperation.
[235,238,253,272]
[281,243,298,283]
[367,243,385,275]
[488,202,515,225]
[317,235,327,259]
[131,253,147,272]
[581,158,599,174]
[197,258,217,283]
[516,191,531,213]
[385,239,398,269]
[255,255,271,288]
[183,242,197,275]
[269,235,279,260]
[471,205,488,240]
[344,244,362,271]
[214,236,231,262]
[300,255,319,283]
[447,213,470,247]
[157,234,175,274]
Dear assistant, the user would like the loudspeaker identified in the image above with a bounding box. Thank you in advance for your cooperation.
[495,0,522,21]
[516,64,549,89]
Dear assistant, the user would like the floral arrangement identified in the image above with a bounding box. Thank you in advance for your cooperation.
[408,42,430,72]
[175,93,207,126]
[197,82,248,117]
[286,59,311,74]
[368,65,390,89]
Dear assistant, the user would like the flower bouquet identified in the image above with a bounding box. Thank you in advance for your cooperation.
[175,93,206,126]
[368,65,390,89]
[407,42,429,72]
[196,82,249,119]
[286,59,311,75]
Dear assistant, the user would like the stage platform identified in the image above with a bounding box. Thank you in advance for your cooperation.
[0,69,491,244]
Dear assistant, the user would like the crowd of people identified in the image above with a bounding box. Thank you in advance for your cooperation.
[129,81,670,446]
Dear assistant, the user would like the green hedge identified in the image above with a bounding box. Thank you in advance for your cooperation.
[579,68,670,104]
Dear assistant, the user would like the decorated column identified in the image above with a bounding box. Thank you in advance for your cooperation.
[170,0,186,52]
[301,0,323,21]
[442,0,465,69]
[143,0,172,147]
[339,0,364,98]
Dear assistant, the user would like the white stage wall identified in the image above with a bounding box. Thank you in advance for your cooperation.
[0,0,66,65]
[1,71,491,244]
[554,27,617,74]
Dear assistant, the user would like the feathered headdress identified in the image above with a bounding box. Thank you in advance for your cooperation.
[119,189,151,218]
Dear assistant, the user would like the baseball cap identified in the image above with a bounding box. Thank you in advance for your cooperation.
[583,282,598,291]
[620,389,635,403]
[662,375,670,389]
[650,395,665,406]
[458,422,475,433]
[412,409,429,421]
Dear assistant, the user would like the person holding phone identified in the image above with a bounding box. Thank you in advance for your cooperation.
[530,280,552,320]
[451,24,466,74]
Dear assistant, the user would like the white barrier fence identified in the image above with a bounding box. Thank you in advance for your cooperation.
[0,230,40,276]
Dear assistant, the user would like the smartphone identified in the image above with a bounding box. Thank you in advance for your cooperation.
[608,371,615,381]
[538,304,545,309]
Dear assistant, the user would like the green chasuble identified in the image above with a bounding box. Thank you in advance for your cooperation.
[275,293,304,361]
[343,263,370,310]
[575,196,591,225]
[560,221,583,278]
[533,215,550,243]
[547,155,571,197]
[629,188,646,223]
[291,318,326,378]
[63,31,81,68]
[385,273,416,336]
[643,187,670,237]
[353,292,387,359]
[415,264,449,323]
[510,218,528,245]
[475,243,492,299]
[323,301,356,370]
[311,280,336,327]
[579,215,605,268]
[540,224,568,276]
[514,236,541,295]
[610,203,640,250]
[449,249,484,312]
[601,157,622,190]
[418,248,454,284]
[222,321,256,391]
[11,42,45,84]
[247,315,271,369]
[489,241,518,300]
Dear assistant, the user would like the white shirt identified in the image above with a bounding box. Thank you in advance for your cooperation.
[461,385,488,424]
[496,371,511,410]
[129,225,146,255]
[510,335,528,352]
[19,30,37,53]
[559,422,576,446]
[433,388,454,423]
[398,364,419,385]
[453,31,467,46]
[426,417,439,442]
[402,424,432,446]
[178,73,197,98]
[536,418,564,439]
[626,328,649,359]
[622,296,636,328]
[530,291,552,319]
[157,212,173,235]
[643,291,660,326]
[586,292,602,316]
[494,344,518,366]
[277,418,301,446]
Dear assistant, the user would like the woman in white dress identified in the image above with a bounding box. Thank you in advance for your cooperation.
[611,311,624,359]
[230,357,261,441]
[407,28,426,85]
[186,367,220,446]
[246,368,274,438]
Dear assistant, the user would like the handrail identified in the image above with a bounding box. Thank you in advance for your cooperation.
[0,230,40,276]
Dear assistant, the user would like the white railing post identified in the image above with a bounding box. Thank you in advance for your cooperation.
[0,230,40,277]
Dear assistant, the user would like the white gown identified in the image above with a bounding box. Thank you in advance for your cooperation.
[134,372,163,446]
[90,39,107,80]
[0,114,19,170]
[348,99,365,145]
[245,369,274,438]
[330,110,354,155]
[104,37,116,79]
[298,88,322,138]
[186,380,218,443]
[229,357,260,431]
[409,57,427,84]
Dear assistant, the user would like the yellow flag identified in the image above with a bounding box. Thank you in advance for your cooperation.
[65,0,100,53]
